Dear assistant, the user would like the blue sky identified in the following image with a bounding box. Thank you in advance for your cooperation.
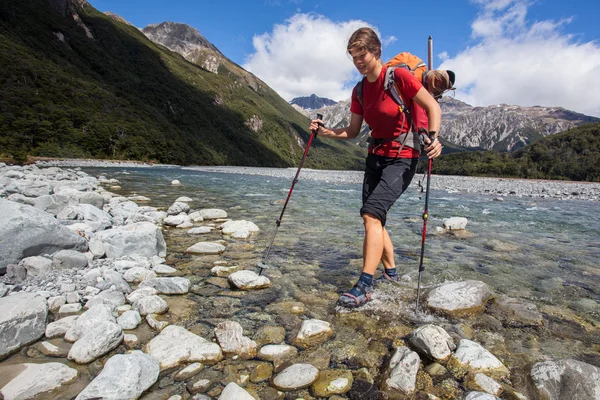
[90,0,600,116]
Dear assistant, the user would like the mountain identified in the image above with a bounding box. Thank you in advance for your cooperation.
[439,99,599,151]
[0,1,365,169]
[310,96,599,152]
[290,94,337,110]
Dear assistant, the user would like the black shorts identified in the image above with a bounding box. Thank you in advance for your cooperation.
[360,154,418,227]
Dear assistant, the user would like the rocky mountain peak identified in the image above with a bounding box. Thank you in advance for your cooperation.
[290,94,337,110]
[142,21,218,58]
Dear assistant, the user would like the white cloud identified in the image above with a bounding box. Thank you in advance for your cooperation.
[440,0,600,116]
[243,13,371,101]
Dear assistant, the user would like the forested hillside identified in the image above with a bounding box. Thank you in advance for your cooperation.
[0,0,365,169]
[430,123,600,182]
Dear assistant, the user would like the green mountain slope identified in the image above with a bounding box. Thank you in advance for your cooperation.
[0,0,365,169]
[430,122,600,182]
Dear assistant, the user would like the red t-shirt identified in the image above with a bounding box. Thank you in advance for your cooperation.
[350,66,428,158]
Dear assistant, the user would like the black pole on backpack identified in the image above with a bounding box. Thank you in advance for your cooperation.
[257,114,323,275]
[415,37,435,313]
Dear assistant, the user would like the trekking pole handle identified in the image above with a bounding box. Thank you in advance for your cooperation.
[314,113,324,137]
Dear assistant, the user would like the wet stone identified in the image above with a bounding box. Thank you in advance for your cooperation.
[311,369,354,397]
[258,344,298,362]
[228,270,271,290]
[174,362,203,381]
[37,339,71,357]
[254,325,286,347]
[293,319,333,349]
[272,363,319,391]
[250,362,273,383]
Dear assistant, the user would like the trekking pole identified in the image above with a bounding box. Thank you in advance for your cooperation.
[415,36,434,313]
[257,114,324,275]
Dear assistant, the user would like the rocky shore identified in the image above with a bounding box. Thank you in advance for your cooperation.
[1,161,599,400]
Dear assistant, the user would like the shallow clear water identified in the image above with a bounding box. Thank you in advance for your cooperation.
[83,165,600,385]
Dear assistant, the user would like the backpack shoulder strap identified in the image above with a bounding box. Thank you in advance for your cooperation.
[385,66,414,130]
[354,79,364,108]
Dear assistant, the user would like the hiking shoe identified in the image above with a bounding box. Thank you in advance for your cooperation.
[374,271,400,285]
[337,281,373,308]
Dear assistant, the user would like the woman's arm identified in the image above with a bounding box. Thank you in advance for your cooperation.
[412,87,443,158]
[412,87,441,135]
[309,112,363,140]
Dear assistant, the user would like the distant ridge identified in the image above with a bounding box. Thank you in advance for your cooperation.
[290,94,337,110]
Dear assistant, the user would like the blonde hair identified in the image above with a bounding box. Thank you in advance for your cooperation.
[347,27,381,59]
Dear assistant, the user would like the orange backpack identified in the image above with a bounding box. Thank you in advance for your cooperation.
[385,52,427,82]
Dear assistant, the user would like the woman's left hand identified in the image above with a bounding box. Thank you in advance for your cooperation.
[425,137,443,159]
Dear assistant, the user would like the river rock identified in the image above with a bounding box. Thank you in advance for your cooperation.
[218,382,255,400]
[123,267,157,283]
[117,310,143,329]
[20,256,53,277]
[0,362,78,400]
[530,358,600,400]
[58,303,82,316]
[65,304,116,342]
[38,340,71,357]
[463,372,502,396]
[257,344,298,361]
[219,220,259,235]
[146,314,169,331]
[408,324,456,362]
[188,227,212,235]
[185,242,226,255]
[170,180,181,185]
[0,293,48,358]
[139,277,190,294]
[198,208,227,219]
[52,249,89,270]
[127,286,159,303]
[174,362,204,381]
[464,392,501,400]
[144,325,223,370]
[211,265,243,277]
[85,289,127,309]
[75,350,159,400]
[68,320,123,364]
[447,339,509,379]
[311,369,354,397]
[228,270,271,290]
[33,194,71,216]
[443,217,468,230]
[426,280,491,318]
[163,214,191,227]
[96,222,167,258]
[6,264,26,282]
[214,321,257,359]
[382,346,420,395]
[45,315,79,339]
[272,363,319,391]
[153,264,177,274]
[133,295,168,316]
[167,201,190,215]
[490,295,544,327]
[293,319,333,348]
[47,296,67,312]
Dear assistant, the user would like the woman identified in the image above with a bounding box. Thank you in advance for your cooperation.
[309,27,442,308]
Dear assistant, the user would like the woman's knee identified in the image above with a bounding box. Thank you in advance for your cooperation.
[362,213,383,229]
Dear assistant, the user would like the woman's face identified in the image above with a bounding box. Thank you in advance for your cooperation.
[349,47,378,75]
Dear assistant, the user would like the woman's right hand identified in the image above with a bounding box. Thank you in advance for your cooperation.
[309,119,323,133]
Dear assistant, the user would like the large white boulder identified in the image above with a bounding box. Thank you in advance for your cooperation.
[0,199,87,270]
[426,280,491,318]
[96,222,166,259]
[75,351,159,400]
[0,293,48,358]
[144,325,223,370]
[0,362,78,400]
